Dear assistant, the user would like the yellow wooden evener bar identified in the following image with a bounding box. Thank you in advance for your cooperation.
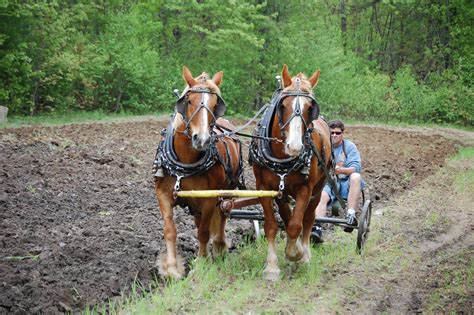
[176,190,279,198]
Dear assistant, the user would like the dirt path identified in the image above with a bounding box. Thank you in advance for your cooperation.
[315,126,473,313]
[0,118,471,313]
[372,154,473,313]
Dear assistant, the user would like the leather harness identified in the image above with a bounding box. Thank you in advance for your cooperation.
[248,88,321,192]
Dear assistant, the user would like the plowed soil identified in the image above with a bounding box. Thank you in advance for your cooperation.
[0,118,467,313]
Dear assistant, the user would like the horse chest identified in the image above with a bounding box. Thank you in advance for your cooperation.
[180,166,226,190]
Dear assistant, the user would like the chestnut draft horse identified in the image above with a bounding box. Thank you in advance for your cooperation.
[153,66,243,279]
[250,65,331,281]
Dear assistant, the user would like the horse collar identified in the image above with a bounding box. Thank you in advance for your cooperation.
[249,90,314,181]
[153,124,218,184]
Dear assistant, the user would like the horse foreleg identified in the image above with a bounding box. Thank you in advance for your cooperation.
[261,197,280,281]
[211,207,228,257]
[276,199,291,229]
[196,199,216,257]
[299,195,319,263]
[156,189,185,279]
[285,190,310,262]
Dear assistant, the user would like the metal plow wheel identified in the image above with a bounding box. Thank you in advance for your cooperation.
[356,188,372,254]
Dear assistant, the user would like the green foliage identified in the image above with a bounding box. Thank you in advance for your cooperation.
[0,0,472,126]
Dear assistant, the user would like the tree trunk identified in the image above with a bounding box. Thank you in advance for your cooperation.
[340,0,347,55]
[114,88,123,113]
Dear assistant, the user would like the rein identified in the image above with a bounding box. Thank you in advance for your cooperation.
[308,133,347,209]
[214,103,283,144]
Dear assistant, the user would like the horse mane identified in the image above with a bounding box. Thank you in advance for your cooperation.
[172,112,184,131]
[179,72,222,97]
[196,72,222,95]
[284,73,313,93]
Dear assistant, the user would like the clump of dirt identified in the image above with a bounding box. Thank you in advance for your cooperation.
[0,119,462,313]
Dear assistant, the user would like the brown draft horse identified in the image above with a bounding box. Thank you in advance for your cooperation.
[154,66,242,279]
[252,65,331,281]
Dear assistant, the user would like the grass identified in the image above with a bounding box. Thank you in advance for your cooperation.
[26,184,37,194]
[91,232,360,314]
[402,170,413,183]
[342,117,474,132]
[0,110,167,129]
[452,146,474,160]
[2,109,473,132]
[426,249,474,313]
[452,147,474,193]
[4,254,40,262]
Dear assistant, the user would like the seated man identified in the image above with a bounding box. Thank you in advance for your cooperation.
[312,120,364,243]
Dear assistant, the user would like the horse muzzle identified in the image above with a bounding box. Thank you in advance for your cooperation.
[192,133,211,151]
[285,142,304,157]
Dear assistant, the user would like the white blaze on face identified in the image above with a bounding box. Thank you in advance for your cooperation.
[285,97,304,156]
[191,92,211,149]
[196,93,210,134]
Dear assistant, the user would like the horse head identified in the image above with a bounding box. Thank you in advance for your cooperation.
[277,64,320,157]
[175,66,226,151]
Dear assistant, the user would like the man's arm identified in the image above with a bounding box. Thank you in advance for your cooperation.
[335,140,361,176]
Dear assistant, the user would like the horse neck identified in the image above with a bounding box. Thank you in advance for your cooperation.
[270,120,287,159]
[172,125,203,164]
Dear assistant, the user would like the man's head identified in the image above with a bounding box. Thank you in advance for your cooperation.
[328,120,344,146]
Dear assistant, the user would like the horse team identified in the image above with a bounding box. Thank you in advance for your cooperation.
[154,65,331,281]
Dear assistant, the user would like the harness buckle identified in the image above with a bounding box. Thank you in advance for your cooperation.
[173,175,184,198]
[277,173,286,193]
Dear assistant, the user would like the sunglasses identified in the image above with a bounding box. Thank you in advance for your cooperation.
[331,131,342,135]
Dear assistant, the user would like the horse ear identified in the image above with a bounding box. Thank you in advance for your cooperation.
[212,71,223,86]
[309,70,320,88]
[183,66,197,87]
[282,64,292,88]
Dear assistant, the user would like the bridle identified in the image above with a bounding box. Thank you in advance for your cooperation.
[175,86,226,135]
[276,79,319,132]
[249,84,320,192]
[153,85,244,194]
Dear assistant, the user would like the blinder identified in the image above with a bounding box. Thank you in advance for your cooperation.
[176,87,226,120]
[276,91,320,128]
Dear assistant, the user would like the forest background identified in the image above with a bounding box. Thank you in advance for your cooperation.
[0,0,472,126]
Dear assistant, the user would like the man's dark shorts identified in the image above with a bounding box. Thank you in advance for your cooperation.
[323,174,365,205]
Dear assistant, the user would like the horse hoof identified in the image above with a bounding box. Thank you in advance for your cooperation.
[285,245,304,261]
[157,254,185,280]
[286,251,304,262]
[297,254,310,264]
[285,239,304,261]
[212,240,229,257]
[263,269,280,282]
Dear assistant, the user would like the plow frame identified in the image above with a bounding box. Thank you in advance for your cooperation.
[175,186,372,252]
